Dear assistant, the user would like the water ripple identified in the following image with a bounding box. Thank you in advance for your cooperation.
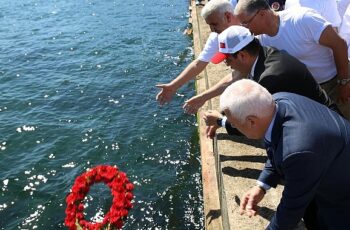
[0,0,202,228]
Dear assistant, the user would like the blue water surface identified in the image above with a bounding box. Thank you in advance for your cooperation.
[0,0,203,229]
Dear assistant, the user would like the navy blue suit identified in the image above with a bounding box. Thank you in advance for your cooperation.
[259,92,350,230]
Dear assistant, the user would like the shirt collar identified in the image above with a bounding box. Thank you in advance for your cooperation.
[249,56,259,79]
[264,103,278,143]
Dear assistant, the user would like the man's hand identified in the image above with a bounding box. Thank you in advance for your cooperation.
[183,95,206,114]
[203,110,223,125]
[337,84,350,104]
[156,83,176,105]
[202,110,223,139]
[239,186,266,217]
[205,125,219,139]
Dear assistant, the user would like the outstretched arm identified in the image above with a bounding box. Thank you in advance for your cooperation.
[183,70,244,114]
[156,59,208,105]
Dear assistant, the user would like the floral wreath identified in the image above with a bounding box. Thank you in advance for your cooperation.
[65,165,134,230]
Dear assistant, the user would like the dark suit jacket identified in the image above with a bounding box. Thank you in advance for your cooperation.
[224,47,339,135]
[252,47,334,109]
[260,92,350,230]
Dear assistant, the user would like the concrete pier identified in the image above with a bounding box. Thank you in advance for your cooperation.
[190,1,306,229]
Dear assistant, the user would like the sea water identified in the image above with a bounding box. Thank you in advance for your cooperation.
[0,0,203,228]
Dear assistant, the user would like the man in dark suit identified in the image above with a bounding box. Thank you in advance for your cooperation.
[220,79,350,230]
[203,25,340,138]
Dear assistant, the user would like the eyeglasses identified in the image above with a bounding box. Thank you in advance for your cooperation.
[240,10,260,27]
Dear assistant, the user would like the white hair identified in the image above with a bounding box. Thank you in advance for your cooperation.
[220,79,274,124]
[235,0,270,16]
[201,0,235,19]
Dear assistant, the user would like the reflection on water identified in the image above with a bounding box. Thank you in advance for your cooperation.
[0,0,203,229]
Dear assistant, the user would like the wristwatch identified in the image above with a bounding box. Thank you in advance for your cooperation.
[337,78,350,86]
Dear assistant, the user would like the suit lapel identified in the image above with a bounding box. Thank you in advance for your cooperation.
[268,98,287,176]
[252,47,267,82]
[270,98,286,151]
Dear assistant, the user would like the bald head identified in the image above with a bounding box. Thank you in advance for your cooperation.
[220,79,274,124]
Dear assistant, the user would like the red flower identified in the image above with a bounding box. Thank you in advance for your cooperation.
[126,183,134,191]
[66,193,76,205]
[64,216,76,229]
[100,166,118,183]
[125,192,133,200]
[64,165,134,230]
[77,203,84,212]
[72,175,90,194]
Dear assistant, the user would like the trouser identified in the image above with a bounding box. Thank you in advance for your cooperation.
[303,199,320,230]
[320,62,350,121]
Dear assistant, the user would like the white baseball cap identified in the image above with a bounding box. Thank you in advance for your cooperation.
[211,26,255,64]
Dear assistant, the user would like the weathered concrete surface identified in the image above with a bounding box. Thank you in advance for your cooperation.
[191,2,223,229]
[191,1,306,229]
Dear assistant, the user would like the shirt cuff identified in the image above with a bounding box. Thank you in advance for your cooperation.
[257,180,271,191]
[221,116,227,127]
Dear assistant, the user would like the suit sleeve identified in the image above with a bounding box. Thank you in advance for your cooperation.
[266,151,324,230]
[258,158,281,188]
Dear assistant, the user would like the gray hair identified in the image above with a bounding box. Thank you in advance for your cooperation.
[235,0,270,16]
[201,0,235,19]
[220,79,273,124]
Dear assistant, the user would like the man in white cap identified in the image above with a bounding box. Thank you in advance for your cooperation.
[201,25,339,138]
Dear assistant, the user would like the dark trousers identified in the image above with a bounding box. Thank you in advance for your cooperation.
[303,199,322,230]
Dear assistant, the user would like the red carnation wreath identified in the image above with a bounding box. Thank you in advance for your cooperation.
[65,165,134,230]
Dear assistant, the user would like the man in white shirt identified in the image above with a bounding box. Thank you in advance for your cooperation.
[285,0,342,29]
[234,0,350,118]
[155,0,239,107]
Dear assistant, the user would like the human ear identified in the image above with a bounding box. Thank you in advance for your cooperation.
[246,115,258,128]
[224,12,231,22]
